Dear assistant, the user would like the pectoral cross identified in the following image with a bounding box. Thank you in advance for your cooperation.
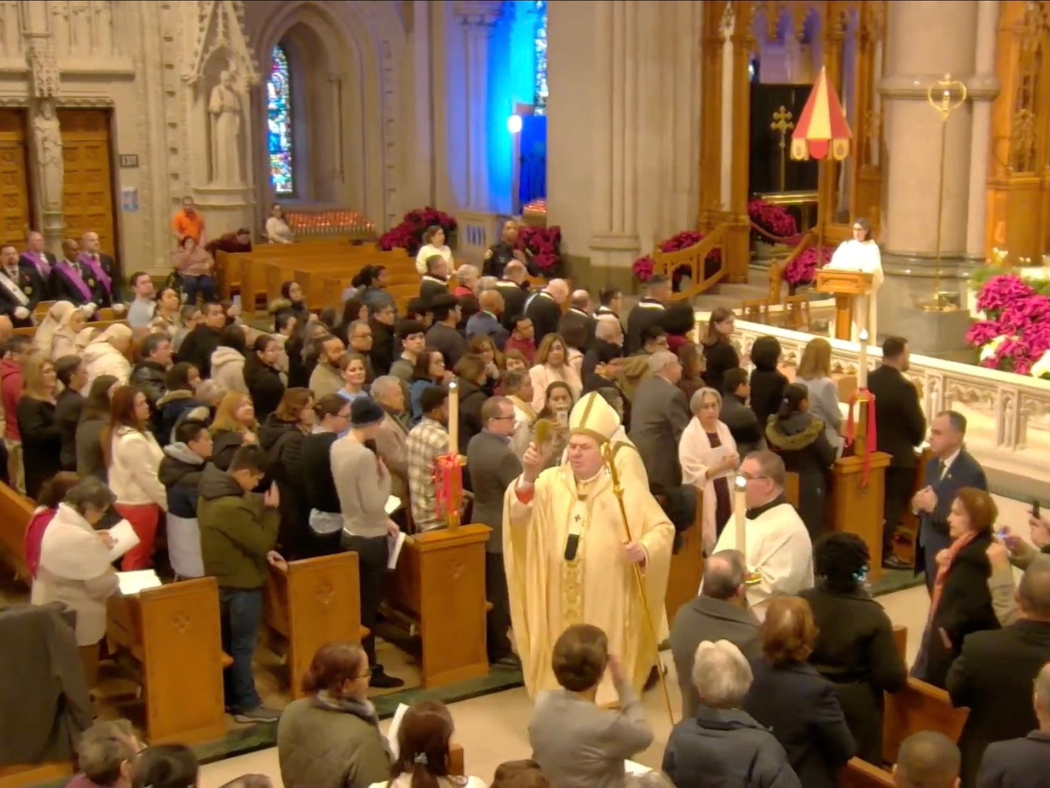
[771,106,795,193]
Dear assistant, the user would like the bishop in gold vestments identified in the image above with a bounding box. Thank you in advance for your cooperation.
[503,392,674,706]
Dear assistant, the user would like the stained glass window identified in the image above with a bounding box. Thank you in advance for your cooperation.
[267,45,294,195]
[534,0,547,115]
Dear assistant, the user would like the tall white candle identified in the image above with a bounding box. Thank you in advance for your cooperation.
[734,474,748,556]
[858,328,869,388]
[448,380,459,456]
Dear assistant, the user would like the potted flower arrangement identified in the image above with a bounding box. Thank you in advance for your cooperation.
[748,198,799,242]
[783,245,831,293]
[377,206,457,255]
[966,273,1050,376]
[516,224,564,278]
[632,230,722,288]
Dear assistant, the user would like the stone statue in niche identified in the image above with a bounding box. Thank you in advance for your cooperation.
[208,69,244,186]
[33,100,63,211]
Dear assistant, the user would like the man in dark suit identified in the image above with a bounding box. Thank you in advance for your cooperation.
[465,290,509,350]
[866,336,926,569]
[629,350,691,497]
[558,289,597,350]
[524,278,568,347]
[976,663,1050,787]
[419,254,450,307]
[947,560,1050,787]
[720,366,765,456]
[495,260,530,330]
[79,230,121,307]
[669,550,760,719]
[466,396,523,669]
[423,294,467,368]
[483,220,538,279]
[625,274,671,354]
[0,244,39,326]
[912,410,987,590]
[18,231,55,301]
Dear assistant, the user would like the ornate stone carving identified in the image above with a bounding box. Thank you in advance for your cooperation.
[184,0,260,89]
[208,69,244,186]
[451,0,504,27]
[26,38,60,99]
[33,100,64,212]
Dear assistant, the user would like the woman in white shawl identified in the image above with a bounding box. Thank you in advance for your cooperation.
[36,301,82,359]
[679,387,740,554]
[82,323,132,391]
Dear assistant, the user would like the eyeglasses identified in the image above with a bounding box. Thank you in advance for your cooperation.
[355,666,374,679]
[740,473,770,481]
[490,415,515,421]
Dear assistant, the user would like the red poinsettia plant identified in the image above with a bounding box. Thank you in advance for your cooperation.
[749,198,799,242]
[516,225,564,275]
[378,206,458,255]
[966,273,1050,375]
[783,244,832,285]
[632,230,722,285]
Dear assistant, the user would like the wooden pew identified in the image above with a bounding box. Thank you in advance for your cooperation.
[0,761,74,788]
[0,481,33,580]
[840,758,894,788]
[215,238,353,299]
[105,577,227,744]
[262,552,363,699]
[665,491,704,623]
[882,624,968,765]
[385,524,492,687]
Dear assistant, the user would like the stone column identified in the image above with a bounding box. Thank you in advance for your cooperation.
[453,0,503,211]
[21,0,63,251]
[877,0,980,332]
[587,0,642,270]
[965,0,1000,259]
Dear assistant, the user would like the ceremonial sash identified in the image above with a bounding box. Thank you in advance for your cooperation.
[0,269,28,306]
[21,251,50,279]
[54,261,94,302]
[78,252,112,293]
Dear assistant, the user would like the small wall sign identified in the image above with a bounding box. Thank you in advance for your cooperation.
[121,187,139,212]
[119,154,139,168]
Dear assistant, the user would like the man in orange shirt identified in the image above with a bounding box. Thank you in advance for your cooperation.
[172,195,206,245]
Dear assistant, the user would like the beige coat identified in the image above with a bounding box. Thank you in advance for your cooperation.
[31,504,119,645]
[210,347,248,394]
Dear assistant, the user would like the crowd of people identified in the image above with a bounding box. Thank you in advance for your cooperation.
[3,217,1050,788]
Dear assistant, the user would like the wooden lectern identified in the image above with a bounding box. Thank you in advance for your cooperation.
[816,269,874,341]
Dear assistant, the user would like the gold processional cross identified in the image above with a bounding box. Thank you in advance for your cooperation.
[771,106,795,193]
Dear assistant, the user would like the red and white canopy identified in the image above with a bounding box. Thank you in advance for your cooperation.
[791,66,852,161]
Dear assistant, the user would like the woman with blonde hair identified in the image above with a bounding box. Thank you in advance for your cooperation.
[528,333,582,413]
[796,337,843,454]
[210,391,259,470]
[17,355,62,498]
[83,323,132,389]
[679,387,739,553]
[52,304,89,360]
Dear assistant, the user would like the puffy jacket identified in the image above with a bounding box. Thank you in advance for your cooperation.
[157,390,206,445]
[210,347,248,395]
[662,706,800,788]
[82,342,130,390]
[108,426,168,509]
[197,464,278,589]
[158,442,207,518]
[130,360,168,408]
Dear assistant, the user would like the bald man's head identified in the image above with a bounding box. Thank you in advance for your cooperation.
[504,260,527,282]
[1019,558,1050,620]
[571,289,591,312]
[479,289,504,316]
[702,551,746,600]
[547,279,570,305]
[894,731,960,788]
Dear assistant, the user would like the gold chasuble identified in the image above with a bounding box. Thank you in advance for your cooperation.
[503,393,674,706]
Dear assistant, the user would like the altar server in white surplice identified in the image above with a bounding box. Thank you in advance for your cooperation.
[708,450,813,622]
[504,392,674,706]
[826,216,883,345]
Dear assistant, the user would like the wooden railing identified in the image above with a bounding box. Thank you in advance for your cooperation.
[655,222,730,302]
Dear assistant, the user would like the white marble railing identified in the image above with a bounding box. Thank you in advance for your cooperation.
[455,210,506,265]
[704,315,1050,482]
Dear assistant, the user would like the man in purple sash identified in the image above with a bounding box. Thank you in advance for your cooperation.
[0,244,38,327]
[79,231,123,309]
[18,231,54,301]
[50,238,101,310]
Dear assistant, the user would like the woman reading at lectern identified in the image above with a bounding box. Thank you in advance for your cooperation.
[826,217,883,346]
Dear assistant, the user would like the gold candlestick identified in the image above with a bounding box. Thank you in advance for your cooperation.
[771,106,795,193]
[922,74,967,312]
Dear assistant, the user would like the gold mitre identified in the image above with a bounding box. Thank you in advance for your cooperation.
[568,392,621,444]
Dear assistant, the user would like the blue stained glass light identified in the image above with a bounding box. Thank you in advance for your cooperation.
[267,45,294,195]
[534,0,547,115]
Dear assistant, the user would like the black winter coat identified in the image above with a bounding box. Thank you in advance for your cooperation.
[765,412,837,540]
[17,396,61,499]
[244,356,285,420]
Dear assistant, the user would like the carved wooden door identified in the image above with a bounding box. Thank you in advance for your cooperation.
[58,109,117,260]
[0,110,32,243]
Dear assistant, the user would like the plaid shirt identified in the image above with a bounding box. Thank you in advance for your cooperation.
[407,417,449,531]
